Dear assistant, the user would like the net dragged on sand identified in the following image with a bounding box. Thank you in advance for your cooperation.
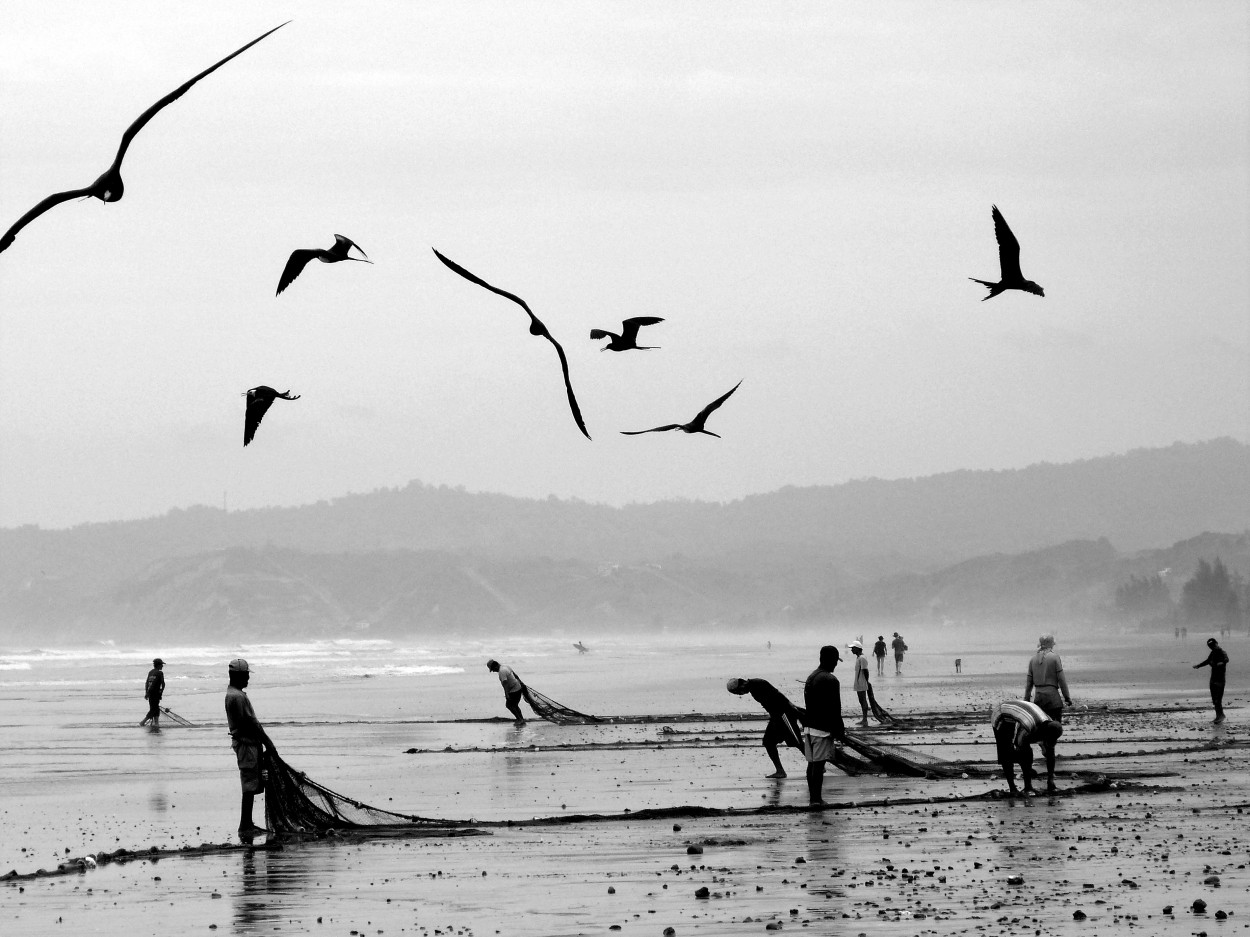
[521,683,603,725]
[265,752,460,833]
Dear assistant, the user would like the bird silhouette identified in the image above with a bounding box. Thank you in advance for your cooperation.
[621,380,742,438]
[969,205,1044,301]
[0,22,289,256]
[590,316,665,351]
[276,234,372,295]
[243,386,300,446]
[432,248,591,440]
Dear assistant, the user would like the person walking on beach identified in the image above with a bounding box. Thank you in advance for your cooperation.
[1023,633,1071,793]
[487,659,527,725]
[727,677,805,778]
[1193,637,1229,724]
[803,645,846,806]
[140,658,165,727]
[891,633,907,674]
[225,659,276,836]
[873,636,887,677]
[848,641,871,726]
[991,699,1063,797]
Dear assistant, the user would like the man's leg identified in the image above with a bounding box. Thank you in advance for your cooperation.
[1213,681,1226,722]
[806,761,825,805]
[505,691,525,723]
[857,692,869,726]
[240,792,255,832]
[765,742,786,778]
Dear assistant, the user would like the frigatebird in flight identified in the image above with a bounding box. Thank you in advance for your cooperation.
[621,380,742,438]
[276,234,371,295]
[969,205,1045,301]
[432,248,591,440]
[0,22,289,255]
[243,386,300,446]
[590,316,664,351]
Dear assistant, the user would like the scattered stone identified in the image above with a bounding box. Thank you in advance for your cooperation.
[1006,874,1024,886]
[1193,898,1208,913]
[1073,910,1087,921]
[1203,875,1221,886]
[607,886,615,894]
[1216,911,1228,920]
[695,886,710,898]
[686,845,703,855]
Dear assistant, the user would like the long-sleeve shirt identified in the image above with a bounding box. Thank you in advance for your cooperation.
[1196,647,1229,682]
[1025,649,1070,706]
[145,669,165,700]
[803,667,845,739]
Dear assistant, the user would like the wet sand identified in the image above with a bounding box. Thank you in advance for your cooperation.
[1,633,1244,935]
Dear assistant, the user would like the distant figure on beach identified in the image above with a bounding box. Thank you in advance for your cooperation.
[955,658,962,674]
[802,646,847,806]
[225,658,276,836]
[991,699,1063,797]
[873,635,887,676]
[573,642,588,654]
[140,658,165,727]
[1182,627,1188,641]
[727,677,805,778]
[487,659,527,725]
[891,633,907,674]
[1193,638,1229,724]
[848,641,871,727]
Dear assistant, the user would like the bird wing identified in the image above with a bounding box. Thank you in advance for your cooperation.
[619,316,664,344]
[243,393,276,446]
[620,424,682,435]
[110,22,289,173]
[276,248,318,295]
[0,185,97,254]
[691,380,742,427]
[434,248,590,439]
[333,233,368,261]
[991,205,1023,281]
[589,328,614,341]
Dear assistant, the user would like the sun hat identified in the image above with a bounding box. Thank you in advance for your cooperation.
[228,658,249,673]
[848,640,863,651]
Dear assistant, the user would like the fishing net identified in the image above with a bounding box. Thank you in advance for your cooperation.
[839,731,988,779]
[264,751,458,833]
[160,707,196,727]
[522,684,603,725]
[865,685,895,725]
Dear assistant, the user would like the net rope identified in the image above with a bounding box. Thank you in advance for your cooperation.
[521,683,603,725]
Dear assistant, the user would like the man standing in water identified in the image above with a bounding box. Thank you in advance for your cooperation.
[487,659,527,725]
[1193,637,1229,724]
[803,645,846,806]
[891,633,907,674]
[1023,633,1072,794]
[726,677,805,778]
[225,659,276,835]
[140,658,165,727]
[848,641,871,727]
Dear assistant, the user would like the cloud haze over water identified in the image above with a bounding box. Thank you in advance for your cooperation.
[1,2,1246,528]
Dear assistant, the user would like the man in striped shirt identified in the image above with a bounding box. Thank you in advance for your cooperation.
[991,699,1063,797]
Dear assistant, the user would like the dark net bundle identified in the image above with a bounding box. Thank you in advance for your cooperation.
[839,732,991,779]
[264,752,458,833]
[521,684,603,725]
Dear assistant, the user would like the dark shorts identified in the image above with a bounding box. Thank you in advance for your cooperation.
[505,689,524,708]
[763,712,803,749]
[232,738,265,794]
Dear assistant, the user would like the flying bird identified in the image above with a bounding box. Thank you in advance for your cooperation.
[432,248,590,440]
[621,380,742,438]
[590,316,665,351]
[969,205,1044,301]
[0,22,289,256]
[276,234,372,295]
[243,386,300,447]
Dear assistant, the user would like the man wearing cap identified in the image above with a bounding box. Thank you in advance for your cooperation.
[891,633,907,674]
[991,699,1063,797]
[848,641,871,727]
[225,658,276,835]
[486,659,527,725]
[1193,637,1229,724]
[140,658,165,727]
[802,645,847,806]
[726,677,805,778]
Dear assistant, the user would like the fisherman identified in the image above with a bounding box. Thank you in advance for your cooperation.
[802,645,846,806]
[487,659,527,725]
[873,635,887,677]
[225,659,276,836]
[726,677,805,778]
[1193,637,1229,724]
[140,658,165,727]
[891,632,907,674]
[991,699,1063,797]
[1023,633,1072,793]
[848,640,871,726]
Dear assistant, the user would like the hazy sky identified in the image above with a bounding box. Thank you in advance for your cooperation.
[2,2,1247,529]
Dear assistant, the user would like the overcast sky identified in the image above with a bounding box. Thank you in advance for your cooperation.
[1,1,1246,529]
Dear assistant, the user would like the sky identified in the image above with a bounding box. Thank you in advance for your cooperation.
[1,1,1247,530]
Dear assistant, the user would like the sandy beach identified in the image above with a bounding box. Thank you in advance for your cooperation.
[1,631,1245,936]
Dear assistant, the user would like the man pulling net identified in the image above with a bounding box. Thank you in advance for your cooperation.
[486,658,602,725]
